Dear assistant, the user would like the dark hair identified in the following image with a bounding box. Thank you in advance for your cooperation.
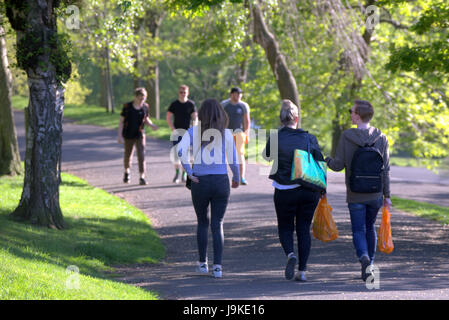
[230,87,242,94]
[198,99,229,145]
[135,87,147,97]
[354,100,374,123]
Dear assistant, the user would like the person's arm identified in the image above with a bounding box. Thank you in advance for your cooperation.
[118,116,124,144]
[225,130,240,187]
[144,115,158,131]
[243,103,250,142]
[177,129,197,181]
[262,137,271,162]
[243,112,250,132]
[191,111,198,127]
[166,111,175,131]
[325,133,345,171]
[310,135,325,161]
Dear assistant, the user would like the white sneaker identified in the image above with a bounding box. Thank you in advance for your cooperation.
[196,262,209,275]
[212,265,222,278]
[295,271,307,282]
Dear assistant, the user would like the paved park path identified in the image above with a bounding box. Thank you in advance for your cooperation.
[14,111,449,300]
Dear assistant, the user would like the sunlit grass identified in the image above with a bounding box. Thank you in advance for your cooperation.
[392,196,449,225]
[0,173,165,299]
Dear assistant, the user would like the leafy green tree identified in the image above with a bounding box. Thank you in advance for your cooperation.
[0,13,22,176]
[385,1,449,81]
[79,0,141,113]
[4,0,75,229]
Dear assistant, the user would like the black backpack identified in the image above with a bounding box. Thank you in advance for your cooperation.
[349,143,384,193]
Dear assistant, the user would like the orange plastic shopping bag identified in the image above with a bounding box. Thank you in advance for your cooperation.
[312,195,338,242]
[377,206,394,254]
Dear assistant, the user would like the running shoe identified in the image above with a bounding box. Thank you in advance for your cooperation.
[213,265,222,278]
[196,262,209,275]
[360,255,371,282]
[173,171,180,184]
[285,253,297,280]
[295,271,307,282]
[123,173,130,184]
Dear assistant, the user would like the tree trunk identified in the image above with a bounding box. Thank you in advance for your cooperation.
[236,0,251,86]
[146,11,164,120]
[0,20,22,176]
[6,0,69,229]
[104,44,114,113]
[330,82,356,157]
[147,64,159,119]
[251,2,300,123]
[100,66,108,109]
[133,44,145,89]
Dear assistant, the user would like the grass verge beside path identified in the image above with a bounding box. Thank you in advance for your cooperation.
[392,196,449,225]
[0,173,165,299]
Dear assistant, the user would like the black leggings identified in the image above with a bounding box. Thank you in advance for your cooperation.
[274,187,320,271]
[191,174,230,265]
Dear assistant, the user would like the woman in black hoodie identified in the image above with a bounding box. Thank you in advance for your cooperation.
[263,100,324,282]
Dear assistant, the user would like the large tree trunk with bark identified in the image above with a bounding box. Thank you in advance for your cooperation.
[0,19,22,176]
[6,0,70,229]
[251,2,300,123]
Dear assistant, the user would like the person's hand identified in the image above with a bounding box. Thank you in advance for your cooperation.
[231,180,239,188]
[118,136,124,144]
[384,197,392,209]
[190,175,199,183]
[152,124,159,131]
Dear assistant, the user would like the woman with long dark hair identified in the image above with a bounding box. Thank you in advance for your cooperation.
[177,98,240,278]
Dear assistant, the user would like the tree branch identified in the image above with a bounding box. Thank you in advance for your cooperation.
[379,18,410,30]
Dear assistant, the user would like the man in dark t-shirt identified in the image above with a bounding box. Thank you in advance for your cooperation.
[166,85,198,183]
[118,87,159,185]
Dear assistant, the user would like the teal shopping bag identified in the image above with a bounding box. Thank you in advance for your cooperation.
[291,149,327,192]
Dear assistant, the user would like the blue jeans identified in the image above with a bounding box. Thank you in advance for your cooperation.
[348,197,383,263]
[191,174,230,265]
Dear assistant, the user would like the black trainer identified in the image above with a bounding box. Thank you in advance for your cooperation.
[139,178,147,185]
[123,173,130,184]
[360,255,371,282]
[285,253,297,280]
[173,171,180,184]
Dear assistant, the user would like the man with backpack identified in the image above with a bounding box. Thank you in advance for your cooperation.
[325,100,392,282]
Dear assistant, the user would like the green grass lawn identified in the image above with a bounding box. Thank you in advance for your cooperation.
[392,196,449,225]
[0,173,165,299]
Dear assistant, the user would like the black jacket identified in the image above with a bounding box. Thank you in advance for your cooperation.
[263,126,324,189]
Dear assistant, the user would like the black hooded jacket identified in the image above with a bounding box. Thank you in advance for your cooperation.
[263,126,324,190]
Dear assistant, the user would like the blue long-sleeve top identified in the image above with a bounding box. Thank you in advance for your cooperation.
[177,126,240,183]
